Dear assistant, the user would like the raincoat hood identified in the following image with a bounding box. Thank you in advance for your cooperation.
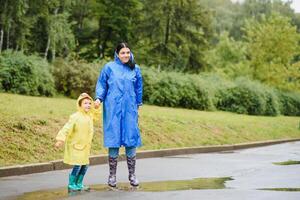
[114,51,135,65]
[76,93,94,113]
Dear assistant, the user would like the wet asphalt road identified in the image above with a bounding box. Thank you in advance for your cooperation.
[1,141,300,200]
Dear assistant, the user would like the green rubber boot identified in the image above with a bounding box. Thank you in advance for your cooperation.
[76,174,90,191]
[68,174,80,192]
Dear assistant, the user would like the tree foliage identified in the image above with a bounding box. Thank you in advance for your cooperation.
[244,13,300,91]
[0,0,299,95]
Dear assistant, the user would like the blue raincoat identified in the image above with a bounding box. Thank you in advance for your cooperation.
[95,53,143,148]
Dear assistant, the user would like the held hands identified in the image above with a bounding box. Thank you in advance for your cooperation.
[55,140,64,148]
[94,99,101,109]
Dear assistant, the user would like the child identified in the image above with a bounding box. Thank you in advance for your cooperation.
[55,93,95,192]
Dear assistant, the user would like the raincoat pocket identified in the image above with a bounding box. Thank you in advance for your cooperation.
[73,144,87,151]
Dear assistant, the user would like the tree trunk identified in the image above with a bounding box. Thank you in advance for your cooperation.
[0,29,3,54]
[1,0,8,53]
[97,17,108,58]
[164,15,170,45]
[49,8,59,61]
[6,24,10,49]
[52,39,56,61]
[79,0,88,30]
[44,37,50,59]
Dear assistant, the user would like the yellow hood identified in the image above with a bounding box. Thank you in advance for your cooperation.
[76,93,94,113]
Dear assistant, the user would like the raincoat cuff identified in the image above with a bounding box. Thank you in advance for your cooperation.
[56,135,66,142]
[95,97,103,103]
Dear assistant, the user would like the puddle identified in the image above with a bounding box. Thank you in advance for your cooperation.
[164,156,192,159]
[13,177,233,200]
[217,151,235,154]
[273,160,300,165]
[259,188,300,192]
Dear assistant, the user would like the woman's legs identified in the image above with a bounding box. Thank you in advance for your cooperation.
[109,148,120,158]
[125,146,136,157]
[125,147,139,187]
[107,148,119,187]
[107,147,139,187]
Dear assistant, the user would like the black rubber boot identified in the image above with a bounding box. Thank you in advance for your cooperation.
[108,156,118,188]
[127,156,139,187]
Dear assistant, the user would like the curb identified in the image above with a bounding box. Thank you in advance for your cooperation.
[1,138,300,177]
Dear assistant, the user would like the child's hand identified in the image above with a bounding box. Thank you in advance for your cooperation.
[94,99,101,109]
[55,140,64,148]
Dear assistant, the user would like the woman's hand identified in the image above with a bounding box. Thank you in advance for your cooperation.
[55,140,64,148]
[94,99,101,109]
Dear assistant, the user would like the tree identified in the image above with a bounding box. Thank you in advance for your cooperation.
[199,0,240,40]
[244,12,300,91]
[0,0,31,52]
[95,0,143,59]
[69,0,100,60]
[136,0,213,72]
[205,32,250,78]
[45,10,75,60]
[200,0,296,40]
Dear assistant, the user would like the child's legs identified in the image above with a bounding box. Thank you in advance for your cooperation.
[78,165,88,176]
[71,165,81,176]
[71,165,88,176]
[108,147,120,158]
[125,147,136,158]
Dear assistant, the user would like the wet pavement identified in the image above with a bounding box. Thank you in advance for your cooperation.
[1,141,300,200]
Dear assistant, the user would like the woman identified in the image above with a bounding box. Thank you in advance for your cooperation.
[95,42,143,188]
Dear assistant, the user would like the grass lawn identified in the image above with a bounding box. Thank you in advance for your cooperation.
[0,93,299,167]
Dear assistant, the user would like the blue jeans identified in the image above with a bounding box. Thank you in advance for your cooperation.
[108,147,136,158]
[71,165,88,176]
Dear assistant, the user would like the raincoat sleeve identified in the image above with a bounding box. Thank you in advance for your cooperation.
[91,108,101,123]
[56,114,76,142]
[135,66,143,106]
[95,65,109,102]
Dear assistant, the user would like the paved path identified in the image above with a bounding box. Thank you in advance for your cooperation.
[1,141,300,200]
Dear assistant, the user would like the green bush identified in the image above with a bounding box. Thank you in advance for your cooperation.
[142,68,214,110]
[278,91,300,116]
[51,58,99,98]
[216,78,281,116]
[181,76,214,110]
[0,50,55,96]
[149,74,181,107]
[217,82,265,115]
[264,89,280,116]
[142,68,300,116]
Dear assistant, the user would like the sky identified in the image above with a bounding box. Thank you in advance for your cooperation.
[288,1,300,13]
[232,0,300,13]
[281,0,300,13]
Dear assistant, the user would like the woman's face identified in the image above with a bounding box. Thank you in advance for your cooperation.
[118,47,131,64]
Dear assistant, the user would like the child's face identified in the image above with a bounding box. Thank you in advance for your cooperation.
[81,98,92,112]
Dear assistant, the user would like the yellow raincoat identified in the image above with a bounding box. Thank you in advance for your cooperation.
[56,93,95,165]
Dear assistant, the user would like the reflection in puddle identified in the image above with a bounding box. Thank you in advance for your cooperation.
[164,156,192,159]
[14,177,233,200]
[217,151,235,154]
[259,188,300,192]
[273,160,300,165]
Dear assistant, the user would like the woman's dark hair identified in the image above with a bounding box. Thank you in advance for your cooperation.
[115,42,136,69]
